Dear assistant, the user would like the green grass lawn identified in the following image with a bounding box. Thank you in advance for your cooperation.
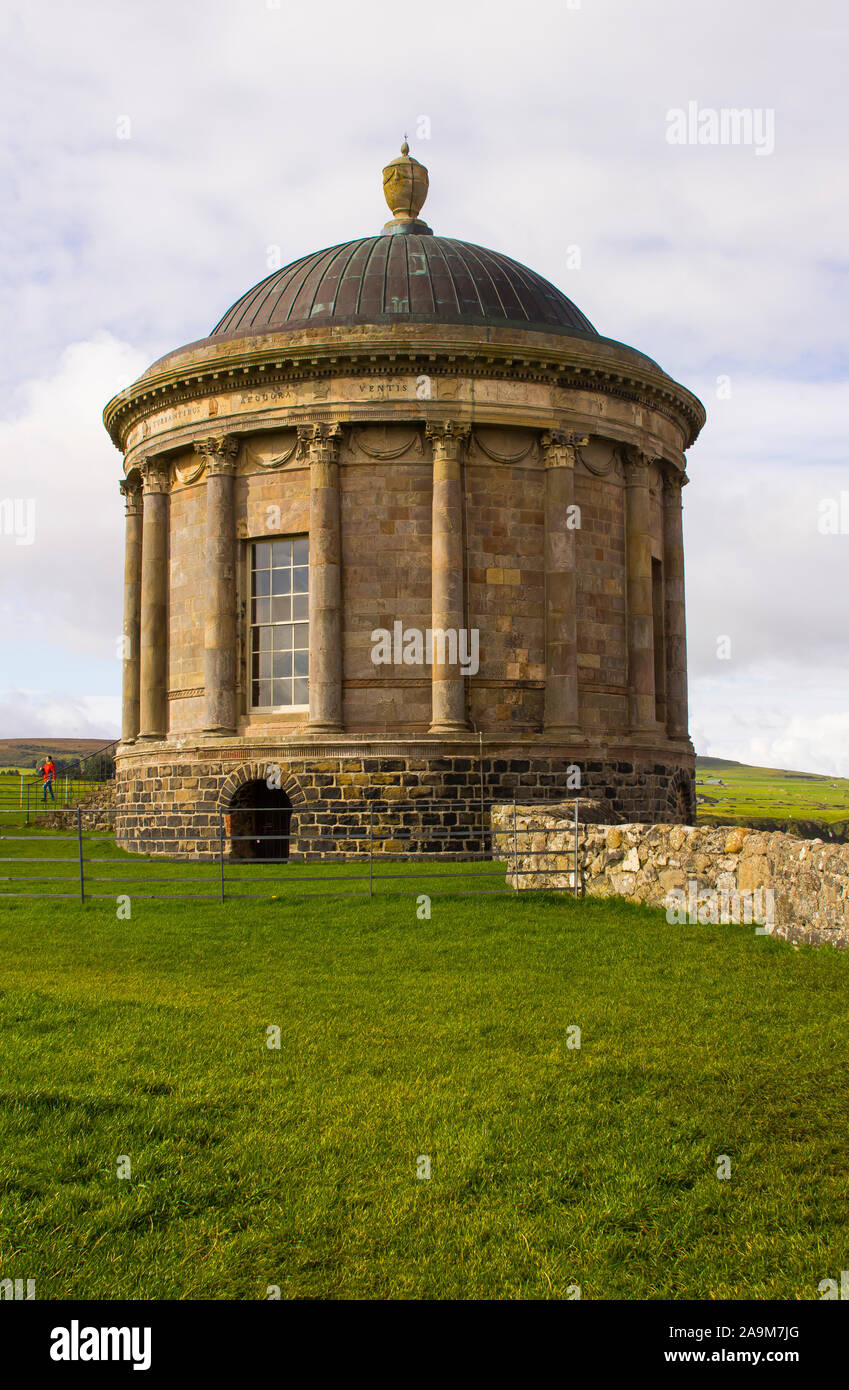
[696,758,849,836]
[0,771,34,813]
[0,830,847,1301]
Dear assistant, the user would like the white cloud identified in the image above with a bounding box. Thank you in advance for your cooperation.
[0,334,147,671]
[0,691,119,741]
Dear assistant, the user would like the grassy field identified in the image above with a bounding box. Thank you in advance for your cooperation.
[696,757,849,838]
[0,830,847,1300]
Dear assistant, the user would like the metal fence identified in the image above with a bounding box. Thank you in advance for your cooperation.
[0,801,581,903]
[7,738,117,822]
[16,774,114,822]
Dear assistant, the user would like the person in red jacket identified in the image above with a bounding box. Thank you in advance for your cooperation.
[41,756,56,802]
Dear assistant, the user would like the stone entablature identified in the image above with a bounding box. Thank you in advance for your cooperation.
[104,322,704,471]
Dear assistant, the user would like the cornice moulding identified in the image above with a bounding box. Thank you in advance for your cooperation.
[104,327,706,453]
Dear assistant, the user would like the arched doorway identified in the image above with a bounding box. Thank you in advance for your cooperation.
[228,781,292,860]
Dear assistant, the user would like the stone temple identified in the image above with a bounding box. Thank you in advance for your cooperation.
[104,143,705,857]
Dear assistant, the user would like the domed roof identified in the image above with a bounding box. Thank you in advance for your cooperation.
[209,142,598,345]
[210,234,598,342]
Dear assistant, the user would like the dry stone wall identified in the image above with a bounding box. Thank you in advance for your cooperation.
[491,804,849,948]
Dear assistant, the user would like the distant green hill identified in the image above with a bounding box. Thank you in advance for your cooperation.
[695,757,849,842]
[0,738,114,770]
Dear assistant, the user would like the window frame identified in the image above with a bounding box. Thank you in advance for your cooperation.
[247,535,310,713]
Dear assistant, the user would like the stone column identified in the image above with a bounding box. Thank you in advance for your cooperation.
[195,436,240,734]
[299,423,343,733]
[426,422,471,734]
[623,446,657,735]
[119,475,143,744]
[662,467,689,740]
[541,430,585,734]
[137,457,170,741]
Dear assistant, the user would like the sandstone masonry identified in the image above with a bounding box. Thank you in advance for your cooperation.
[114,750,694,858]
[491,804,849,948]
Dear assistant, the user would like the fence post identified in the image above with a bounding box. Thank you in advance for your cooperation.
[478,730,485,852]
[19,775,23,809]
[573,798,579,899]
[218,811,225,904]
[368,805,374,899]
[77,806,85,904]
[512,796,519,893]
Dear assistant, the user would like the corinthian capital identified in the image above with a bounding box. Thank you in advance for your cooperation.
[119,475,143,515]
[426,420,470,462]
[297,421,343,464]
[140,456,171,495]
[662,466,689,500]
[539,429,588,468]
[193,435,240,476]
[622,444,656,480]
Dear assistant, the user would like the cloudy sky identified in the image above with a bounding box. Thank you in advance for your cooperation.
[1,0,846,773]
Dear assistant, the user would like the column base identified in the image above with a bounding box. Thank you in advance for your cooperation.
[306,722,345,734]
[203,725,237,736]
[136,732,166,742]
[428,720,471,736]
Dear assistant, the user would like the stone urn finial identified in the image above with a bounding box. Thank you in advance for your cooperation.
[381,139,432,235]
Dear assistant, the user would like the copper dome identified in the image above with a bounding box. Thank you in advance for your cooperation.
[209,235,598,342]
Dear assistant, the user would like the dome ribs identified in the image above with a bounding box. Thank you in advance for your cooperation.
[286,244,349,323]
[264,250,330,326]
[246,251,319,329]
[209,235,600,339]
[419,237,462,316]
[405,235,436,315]
[492,246,595,333]
[384,234,411,315]
[461,242,527,321]
[333,238,376,319]
[210,260,292,335]
[439,240,487,318]
[357,236,389,316]
[454,241,513,320]
[324,239,369,319]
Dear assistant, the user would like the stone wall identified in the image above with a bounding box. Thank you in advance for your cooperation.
[114,753,693,858]
[40,781,117,834]
[490,805,849,948]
